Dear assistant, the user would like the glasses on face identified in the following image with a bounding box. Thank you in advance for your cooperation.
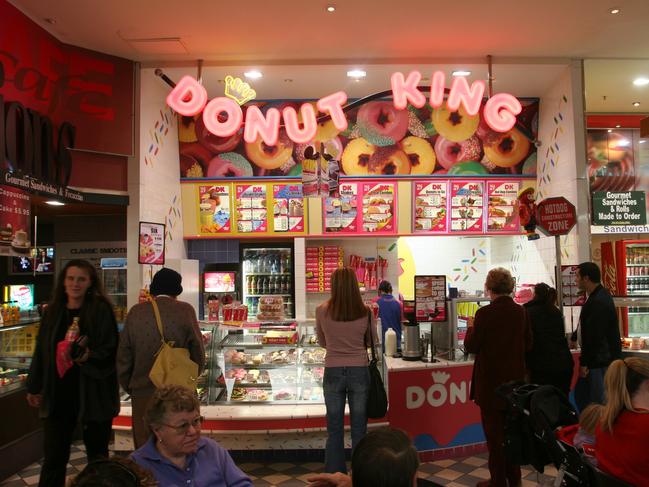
[161,415,204,435]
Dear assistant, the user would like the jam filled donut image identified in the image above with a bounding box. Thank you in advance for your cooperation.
[432,105,480,142]
[434,135,483,170]
[587,131,636,192]
[400,136,436,174]
[357,101,409,146]
[245,133,294,170]
[483,129,531,168]
[341,138,376,175]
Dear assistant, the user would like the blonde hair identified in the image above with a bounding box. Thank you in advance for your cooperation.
[485,267,515,295]
[327,267,368,322]
[579,358,649,433]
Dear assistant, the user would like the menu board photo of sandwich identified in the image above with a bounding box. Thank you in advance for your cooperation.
[361,182,396,233]
[235,184,268,233]
[413,181,448,233]
[414,275,447,322]
[324,182,359,233]
[450,180,484,233]
[272,184,305,233]
[487,180,520,232]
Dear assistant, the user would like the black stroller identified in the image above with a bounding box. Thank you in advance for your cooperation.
[497,382,632,487]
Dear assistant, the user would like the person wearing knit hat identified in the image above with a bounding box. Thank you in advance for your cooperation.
[117,268,204,448]
[149,268,183,297]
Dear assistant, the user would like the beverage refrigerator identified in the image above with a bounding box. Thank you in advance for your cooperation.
[240,243,294,320]
[202,263,240,321]
[601,239,649,337]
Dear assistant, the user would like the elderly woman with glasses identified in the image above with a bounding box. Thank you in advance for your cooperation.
[131,385,252,487]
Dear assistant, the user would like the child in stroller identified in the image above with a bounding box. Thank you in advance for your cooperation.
[497,382,631,487]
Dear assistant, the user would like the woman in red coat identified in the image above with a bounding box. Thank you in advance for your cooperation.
[465,267,532,487]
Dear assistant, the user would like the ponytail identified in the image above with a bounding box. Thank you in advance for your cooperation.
[580,358,649,433]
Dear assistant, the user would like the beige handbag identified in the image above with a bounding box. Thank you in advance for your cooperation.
[148,299,199,390]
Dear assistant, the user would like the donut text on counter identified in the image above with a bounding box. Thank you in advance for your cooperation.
[167,71,521,147]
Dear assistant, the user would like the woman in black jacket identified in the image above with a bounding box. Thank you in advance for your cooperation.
[524,283,574,395]
[26,259,119,487]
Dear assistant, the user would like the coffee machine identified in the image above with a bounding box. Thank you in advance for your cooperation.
[402,321,421,361]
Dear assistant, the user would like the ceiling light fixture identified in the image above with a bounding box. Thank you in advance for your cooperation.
[633,101,641,107]
[633,77,649,86]
[45,200,65,206]
[609,7,620,14]
[640,140,647,144]
[326,5,336,12]
[616,124,621,128]
[244,70,263,80]
[347,69,366,79]
[607,129,613,133]
[452,70,472,77]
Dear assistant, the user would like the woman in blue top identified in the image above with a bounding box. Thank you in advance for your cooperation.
[375,281,403,351]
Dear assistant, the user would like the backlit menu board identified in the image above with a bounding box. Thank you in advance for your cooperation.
[414,275,447,323]
[324,181,360,233]
[235,184,268,233]
[413,181,448,233]
[272,184,305,232]
[486,180,520,233]
[450,180,484,233]
[361,181,396,234]
[198,184,232,235]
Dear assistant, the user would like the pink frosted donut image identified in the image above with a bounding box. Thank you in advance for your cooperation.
[434,135,483,169]
[357,101,409,143]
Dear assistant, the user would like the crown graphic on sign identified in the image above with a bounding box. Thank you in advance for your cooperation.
[431,371,450,384]
[224,75,257,105]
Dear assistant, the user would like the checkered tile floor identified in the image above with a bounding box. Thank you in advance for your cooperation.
[0,444,557,486]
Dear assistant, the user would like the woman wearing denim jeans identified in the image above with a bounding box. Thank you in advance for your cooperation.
[316,267,378,474]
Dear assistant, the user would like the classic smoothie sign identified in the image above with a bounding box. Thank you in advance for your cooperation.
[167,71,522,147]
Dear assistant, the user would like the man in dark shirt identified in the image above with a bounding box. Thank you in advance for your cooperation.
[574,262,621,412]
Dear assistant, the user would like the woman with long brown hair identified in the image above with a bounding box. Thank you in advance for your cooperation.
[26,259,119,487]
[579,358,649,485]
[316,267,378,474]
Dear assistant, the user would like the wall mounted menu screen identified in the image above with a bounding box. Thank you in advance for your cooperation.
[324,182,359,233]
[414,275,447,323]
[487,180,520,232]
[235,184,268,233]
[450,180,484,233]
[413,181,448,233]
[272,184,305,233]
[361,181,396,233]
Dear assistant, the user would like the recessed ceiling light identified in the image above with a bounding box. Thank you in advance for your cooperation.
[616,124,621,128]
[633,77,649,86]
[633,101,641,107]
[609,7,620,14]
[347,69,366,79]
[452,70,472,77]
[607,129,613,133]
[45,200,65,206]
[326,5,336,12]
[244,70,263,80]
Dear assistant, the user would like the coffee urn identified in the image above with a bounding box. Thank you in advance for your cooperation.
[402,321,421,361]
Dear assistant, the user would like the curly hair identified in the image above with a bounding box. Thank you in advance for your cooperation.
[144,385,200,430]
[485,267,515,295]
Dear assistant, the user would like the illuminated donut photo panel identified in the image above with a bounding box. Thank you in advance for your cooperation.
[169,71,538,179]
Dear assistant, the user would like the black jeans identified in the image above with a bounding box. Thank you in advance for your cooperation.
[39,410,112,487]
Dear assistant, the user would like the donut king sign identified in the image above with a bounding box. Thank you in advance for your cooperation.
[166,71,522,147]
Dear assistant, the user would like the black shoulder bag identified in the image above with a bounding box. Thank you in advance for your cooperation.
[366,311,388,419]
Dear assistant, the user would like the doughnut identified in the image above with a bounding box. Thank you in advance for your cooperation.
[206,153,254,177]
[179,142,213,176]
[432,105,480,142]
[357,101,409,146]
[195,115,242,152]
[400,136,436,174]
[245,133,293,170]
[341,138,376,175]
[367,146,411,175]
[483,129,531,168]
[434,135,483,169]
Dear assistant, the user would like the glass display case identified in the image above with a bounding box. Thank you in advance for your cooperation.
[0,321,38,398]
[101,258,127,327]
[614,297,649,354]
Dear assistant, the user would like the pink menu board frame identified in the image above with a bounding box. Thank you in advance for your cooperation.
[235,183,268,234]
[323,181,360,234]
[449,180,485,234]
[412,180,448,234]
[486,180,521,233]
[360,180,397,234]
[272,184,305,233]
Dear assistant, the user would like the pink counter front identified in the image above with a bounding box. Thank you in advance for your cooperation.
[384,356,487,461]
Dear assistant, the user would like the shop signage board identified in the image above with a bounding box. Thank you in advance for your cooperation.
[536,197,577,236]
[198,183,232,235]
[450,180,484,233]
[57,241,127,271]
[323,181,360,234]
[559,265,585,306]
[138,222,166,265]
[486,180,521,233]
[0,168,85,203]
[0,185,31,257]
[272,184,305,232]
[414,275,447,323]
[235,183,268,233]
[413,181,448,234]
[592,191,646,226]
[361,181,396,234]
[387,364,484,451]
